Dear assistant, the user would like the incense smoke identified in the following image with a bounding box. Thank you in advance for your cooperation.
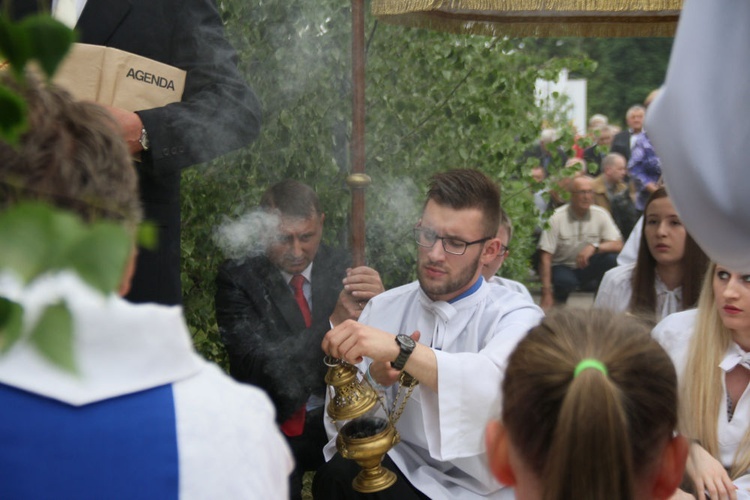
[212,209,280,261]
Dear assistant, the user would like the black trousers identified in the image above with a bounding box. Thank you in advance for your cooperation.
[287,407,328,500]
[125,170,182,306]
[312,453,430,500]
[551,252,618,303]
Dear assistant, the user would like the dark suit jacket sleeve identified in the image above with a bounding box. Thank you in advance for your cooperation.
[610,131,630,161]
[8,0,261,185]
[215,252,347,422]
[135,0,261,176]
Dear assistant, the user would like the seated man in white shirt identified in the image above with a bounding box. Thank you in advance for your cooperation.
[538,176,623,311]
[482,209,533,302]
[313,169,544,499]
[0,77,292,499]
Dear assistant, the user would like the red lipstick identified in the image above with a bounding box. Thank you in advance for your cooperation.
[724,305,742,315]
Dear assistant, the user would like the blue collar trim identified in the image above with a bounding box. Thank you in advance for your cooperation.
[448,277,483,304]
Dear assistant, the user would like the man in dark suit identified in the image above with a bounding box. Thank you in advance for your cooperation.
[610,105,645,162]
[583,124,614,176]
[6,0,261,305]
[215,180,384,500]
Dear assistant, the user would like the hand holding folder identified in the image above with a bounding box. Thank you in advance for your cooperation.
[52,43,186,111]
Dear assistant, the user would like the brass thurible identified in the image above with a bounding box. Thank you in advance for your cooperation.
[324,356,418,493]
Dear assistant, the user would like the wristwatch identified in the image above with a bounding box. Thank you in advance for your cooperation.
[392,334,416,371]
[138,127,150,151]
[591,242,600,253]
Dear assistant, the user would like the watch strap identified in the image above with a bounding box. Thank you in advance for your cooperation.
[392,349,410,371]
[392,335,416,371]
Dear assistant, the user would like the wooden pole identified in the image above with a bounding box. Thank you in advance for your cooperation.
[348,0,371,267]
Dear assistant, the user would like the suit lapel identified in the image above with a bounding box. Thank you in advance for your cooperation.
[261,263,308,333]
[75,0,132,45]
[255,246,345,333]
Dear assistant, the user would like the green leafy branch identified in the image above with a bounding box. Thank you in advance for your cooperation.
[0,13,76,143]
[0,15,139,372]
[0,203,135,371]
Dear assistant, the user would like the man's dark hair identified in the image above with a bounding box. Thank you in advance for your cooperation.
[426,169,501,237]
[259,179,321,218]
[0,75,141,225]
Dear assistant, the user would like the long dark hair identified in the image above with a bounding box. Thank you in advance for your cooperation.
[629,187,708,320]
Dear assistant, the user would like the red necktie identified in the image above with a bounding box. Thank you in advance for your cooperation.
[290,274,312,328]
[280,275,310,437]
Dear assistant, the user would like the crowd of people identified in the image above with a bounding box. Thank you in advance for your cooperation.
[1,0,749,498]
[525,93,670,314]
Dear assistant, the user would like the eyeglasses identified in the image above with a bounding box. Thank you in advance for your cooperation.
[413,227,491,256]
[572,189,594,196]
[499,244,509,256]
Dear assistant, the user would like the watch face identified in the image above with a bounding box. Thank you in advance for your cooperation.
[397,334,416,350]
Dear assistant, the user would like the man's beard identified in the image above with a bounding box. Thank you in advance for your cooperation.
[417,252,481,300]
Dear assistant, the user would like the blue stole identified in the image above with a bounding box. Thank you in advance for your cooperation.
[0,383,179,499]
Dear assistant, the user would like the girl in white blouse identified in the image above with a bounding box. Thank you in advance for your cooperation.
[653,262,750,499]
[595,187,708,322]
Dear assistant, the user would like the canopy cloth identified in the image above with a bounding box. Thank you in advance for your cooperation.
[371,0,683,37]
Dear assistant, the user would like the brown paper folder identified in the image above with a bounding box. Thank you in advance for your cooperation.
[52,43,186,111]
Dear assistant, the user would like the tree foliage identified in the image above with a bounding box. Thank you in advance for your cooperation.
[522,37,673,123]
[0,6,673,370]
[181,0,591,364]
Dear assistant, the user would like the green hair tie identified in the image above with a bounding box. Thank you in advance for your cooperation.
[574,358,608,378]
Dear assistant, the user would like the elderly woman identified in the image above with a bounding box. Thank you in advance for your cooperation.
[595,187,708,322]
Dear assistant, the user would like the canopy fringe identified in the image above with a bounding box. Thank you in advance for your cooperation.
[372,0,682,37]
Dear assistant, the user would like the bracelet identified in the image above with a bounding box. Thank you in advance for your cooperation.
[365,364,386,391]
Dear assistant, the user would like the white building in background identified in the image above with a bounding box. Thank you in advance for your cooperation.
[535,69,587,135]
